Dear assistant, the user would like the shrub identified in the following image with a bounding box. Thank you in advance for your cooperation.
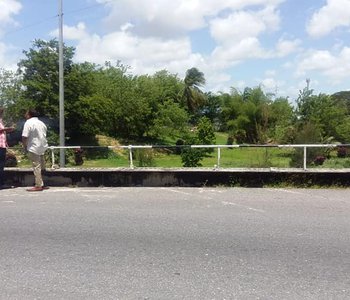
[289,122,324,168]
[235,129,246,144]
[175,139,185,155]
[74,149,84,165]
[313,155,326,165]
[135,149,155,167]
[5,152,17,167]
[226,135,234,148]
[337,147,348,158]
[181,148,204,167]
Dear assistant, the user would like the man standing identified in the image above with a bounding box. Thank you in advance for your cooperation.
[0,107,15,190]
[22,109,48,192]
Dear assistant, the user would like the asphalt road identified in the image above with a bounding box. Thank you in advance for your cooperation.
[0,187,349,299]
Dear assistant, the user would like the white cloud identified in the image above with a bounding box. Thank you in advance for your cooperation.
[260,77,284,92]
[97,0,284,38]
[209,5,281,63]
[307,0,350,38]
[50,22,89,40]
[275,38,302,57]
[205,71,233,93]
[120,22,134,32]
[235,80,247,91]
[0,0,21,69]
[257,5,281,30]
[265,69,276,76]
[0,0,21,39]
[2,0,350,98]
[227,0,285,9]
[99,0,210,38]
[73,30,204,76]
[0,42,18,70]
[66,0,286,82]
[208,5,281,44]
[0,42,8,64]
[62,22,89,40]
[211,37,267,64]
[210,11,268,44]
[297,50,335,72]
[50,10,208,77]
[0,0,21,27]
[296,47,350,84]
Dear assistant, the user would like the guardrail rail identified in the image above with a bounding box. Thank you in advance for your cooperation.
[45,144,350,170]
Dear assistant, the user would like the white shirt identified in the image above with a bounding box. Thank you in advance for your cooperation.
[22,117,48,155]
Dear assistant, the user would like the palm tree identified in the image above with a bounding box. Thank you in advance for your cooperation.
[183,67,206,113]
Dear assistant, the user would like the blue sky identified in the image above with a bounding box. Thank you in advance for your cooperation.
[1,0,350,101]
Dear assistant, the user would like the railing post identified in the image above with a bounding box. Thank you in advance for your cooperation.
[128,145,134,168]
[51,148,55,169]
[217,147,221,169]
[303,146,307,170]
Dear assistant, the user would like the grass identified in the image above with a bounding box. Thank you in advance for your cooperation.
[65,147,350,169]
[140,147,292,168]
[75,156,130,168]
[9,133,350,169]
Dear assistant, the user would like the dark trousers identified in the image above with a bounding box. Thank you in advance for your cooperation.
[0,148,6,186]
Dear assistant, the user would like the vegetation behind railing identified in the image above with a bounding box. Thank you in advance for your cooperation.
[26,144,350,171]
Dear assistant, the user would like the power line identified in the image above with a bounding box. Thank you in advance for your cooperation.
[2,0,114,38]
[64,1,112,16]
[2,15,58,37]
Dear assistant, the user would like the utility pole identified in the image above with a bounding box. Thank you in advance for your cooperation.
[58,0,65,167]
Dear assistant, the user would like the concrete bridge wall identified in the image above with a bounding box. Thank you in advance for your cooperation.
[4,168,350,187]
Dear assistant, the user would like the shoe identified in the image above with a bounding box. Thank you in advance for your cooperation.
[26,186,43,192]
[42,186,50,190]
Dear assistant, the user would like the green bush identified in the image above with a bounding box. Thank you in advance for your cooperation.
[5,152,17,167]
[289,122,324,168]
[181,148,204,167]
[135,149,155,167]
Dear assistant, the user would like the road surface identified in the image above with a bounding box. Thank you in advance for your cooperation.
[0,187,349,299]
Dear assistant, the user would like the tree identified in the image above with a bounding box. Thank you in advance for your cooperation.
[197,116,216,146]
[85,63,153,140]
[219,90,243,132]
[149,100,189,139]
[64,62,101,143]
[0,69,22,107]
[289,122,324,168]
[152,70,183,105]
[296,90,349,143]
[197,92,222,128]
[183,67,206,114]
[0,68,25,122]
[268,97,295,143]
[72,94,114,140]
[220,86,274,143]
[17,39,75,118]
[331,91,350,114]
[180,117,216,167]
[296,84,314,121]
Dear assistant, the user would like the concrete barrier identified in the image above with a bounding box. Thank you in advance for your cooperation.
[4,167,350,187]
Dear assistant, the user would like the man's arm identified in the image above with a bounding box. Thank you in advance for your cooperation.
[22,121,29,150]
[22,136,28,149]
[0,127,14,133]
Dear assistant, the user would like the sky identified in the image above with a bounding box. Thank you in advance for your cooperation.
[0,0,350,101]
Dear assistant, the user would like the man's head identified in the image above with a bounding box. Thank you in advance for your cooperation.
[25,108,39,120]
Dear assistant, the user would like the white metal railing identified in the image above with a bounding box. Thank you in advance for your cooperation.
[47,144,350,170]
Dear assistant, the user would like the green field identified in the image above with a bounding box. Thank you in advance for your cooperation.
[13,132,350,169]
[69,147,350,169]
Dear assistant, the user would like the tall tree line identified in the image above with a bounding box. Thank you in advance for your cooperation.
[0,39,350,147]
